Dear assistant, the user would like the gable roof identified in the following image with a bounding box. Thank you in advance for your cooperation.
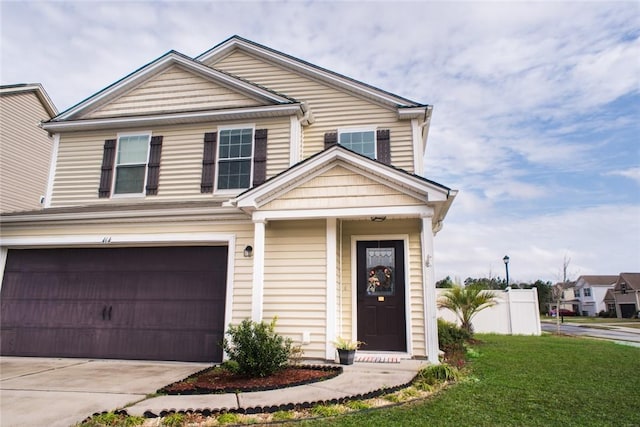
[576,275,618,287]
[197,35,429,117]
[615,273,640,291]
[0,83,58,117]
[233,144,456,229]
[46,49,301,127]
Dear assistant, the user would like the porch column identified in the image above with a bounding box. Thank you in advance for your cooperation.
[251,219,266,322]
[325,218,338,360]
[421,215,440,364]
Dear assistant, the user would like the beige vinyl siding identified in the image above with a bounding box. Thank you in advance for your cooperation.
[261,165,424,211]
[263,220,327,359]
[339,219,426,356]
[211,51,416,172]
[86,65,264,119]
[0,92,53,213]
[0,217,256,326]
[50,117,290,207]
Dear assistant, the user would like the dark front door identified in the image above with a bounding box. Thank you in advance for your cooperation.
[0,246,227,362]
[356,240,406,351]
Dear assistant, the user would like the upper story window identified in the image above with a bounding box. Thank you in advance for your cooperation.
[338,128,376,159]
[575,289,581,297]
[217,127,253,190]
[114,134,150,195]
[583,288,592,297]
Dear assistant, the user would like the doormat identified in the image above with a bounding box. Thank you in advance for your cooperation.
[355,356,400,363]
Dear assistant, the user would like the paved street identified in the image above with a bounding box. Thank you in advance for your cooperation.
[540,321,640,346]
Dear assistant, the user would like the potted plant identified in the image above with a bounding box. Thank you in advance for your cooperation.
[333,337,364,365]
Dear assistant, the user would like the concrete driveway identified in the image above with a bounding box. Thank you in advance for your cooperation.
[0,357,209,427]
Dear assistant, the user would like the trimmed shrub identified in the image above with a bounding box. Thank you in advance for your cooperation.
[222,317,293,378]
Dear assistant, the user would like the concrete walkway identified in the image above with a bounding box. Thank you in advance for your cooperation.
[126,359,426,417]
[0,357,425,426]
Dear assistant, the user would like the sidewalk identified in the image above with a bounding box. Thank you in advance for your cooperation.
[125,359,426,417]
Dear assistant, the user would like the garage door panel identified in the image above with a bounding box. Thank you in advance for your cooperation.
[0,246,228,362]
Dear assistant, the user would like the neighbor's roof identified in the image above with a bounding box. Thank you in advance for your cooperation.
[0,83,58,117]
[576,275,618,286]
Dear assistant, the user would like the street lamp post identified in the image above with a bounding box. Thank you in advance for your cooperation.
[503,255,510,288]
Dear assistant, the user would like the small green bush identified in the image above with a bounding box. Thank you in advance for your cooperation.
[222,317,293,378]
[416,363,461,386]
[161,412,185,427]
[79,412,144,427]
[438,318,471,348]
[217,413,240,425]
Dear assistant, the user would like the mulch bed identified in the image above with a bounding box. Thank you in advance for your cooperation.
[159,365,342,395]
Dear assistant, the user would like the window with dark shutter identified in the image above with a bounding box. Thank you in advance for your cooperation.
[145,135,163,195]
[98,139,116,198]
[201,132,217,193]
[376,129,391,165]
[324,132,338,149]
[253,129,268,187]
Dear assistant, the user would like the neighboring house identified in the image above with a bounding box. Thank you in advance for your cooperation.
[0,36,456,363]
[549,281,578,314]
[574,275,617,316]
[0,84,58,213]
[610,273,640,318]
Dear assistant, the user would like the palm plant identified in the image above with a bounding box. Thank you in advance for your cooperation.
[438,284,499,334]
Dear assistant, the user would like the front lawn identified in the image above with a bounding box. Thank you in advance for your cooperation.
[300,334,640,426]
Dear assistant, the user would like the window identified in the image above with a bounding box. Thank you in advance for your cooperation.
[338,129,376,159]
[584,288,592,297]
[575,289,580,297]
[217,128,253,190]
[114,134,150,195]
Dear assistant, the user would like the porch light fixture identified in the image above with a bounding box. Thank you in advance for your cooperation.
[503,255,510,288]
[244,245,253,258]
[371,216,386,222]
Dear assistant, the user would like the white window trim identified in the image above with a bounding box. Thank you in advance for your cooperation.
[111,131,152,198]
[337,126,377,159]
[214,124,255,194]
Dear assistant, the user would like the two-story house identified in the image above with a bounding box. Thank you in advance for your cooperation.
[608,273,640,318]
[0,36,456,364]
[0,84,58,213]
[574,275,618,316]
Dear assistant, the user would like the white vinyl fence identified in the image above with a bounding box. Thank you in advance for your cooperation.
[436,288,542,335]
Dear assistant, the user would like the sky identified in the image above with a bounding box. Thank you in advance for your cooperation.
[1,1,638,283]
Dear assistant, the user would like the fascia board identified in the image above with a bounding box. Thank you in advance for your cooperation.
[252,205,435,222]
[54,52,292,122]
[197,37,422,109]
[41,104,303,132]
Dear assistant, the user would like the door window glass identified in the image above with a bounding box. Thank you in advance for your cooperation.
[366,247,394,295]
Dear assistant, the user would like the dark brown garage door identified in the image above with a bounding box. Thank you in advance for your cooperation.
[0,246,227,362]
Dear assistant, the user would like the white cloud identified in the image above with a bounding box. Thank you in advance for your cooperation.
[605,168,640,185]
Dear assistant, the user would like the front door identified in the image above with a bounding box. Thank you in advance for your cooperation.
[356,240,406,351]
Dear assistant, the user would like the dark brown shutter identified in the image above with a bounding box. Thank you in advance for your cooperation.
[98,139,116,198]
[376,129,391,165]
[253,129,268,187]
[145,135,163,196]
[200,132,217,193]
[324,132,337,149]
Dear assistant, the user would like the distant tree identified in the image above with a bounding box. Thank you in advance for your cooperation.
[529,279,553,314]
[464,276,505,290]
[436,276,454,288]
[437,284,499,334]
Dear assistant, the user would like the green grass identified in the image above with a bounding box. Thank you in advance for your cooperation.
[298,334,640,426]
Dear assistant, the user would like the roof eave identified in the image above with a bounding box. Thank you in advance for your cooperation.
[41,104,304,132]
